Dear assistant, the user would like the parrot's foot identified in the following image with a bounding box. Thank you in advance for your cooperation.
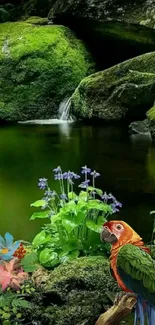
[114,292,137,306]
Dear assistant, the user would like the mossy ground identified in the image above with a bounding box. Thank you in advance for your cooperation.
[0,21,94,121]
[71,52,155,121]
[12,256,120,325]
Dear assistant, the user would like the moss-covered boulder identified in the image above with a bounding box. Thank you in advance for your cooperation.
[21,257,119,325]
[48,0,155,29]
[71,52,155,121]
[0,21,94,121]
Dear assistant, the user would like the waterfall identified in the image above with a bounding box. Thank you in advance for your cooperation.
[58,98,71,121]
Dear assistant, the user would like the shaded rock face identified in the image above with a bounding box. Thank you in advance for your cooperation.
[71,52,155,122]
[0,21,94,121]
[129,119,150,135]
[23,257,119,325]
[49,0,155,29]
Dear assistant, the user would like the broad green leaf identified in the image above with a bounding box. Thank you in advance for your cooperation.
[87,200,112,213]
[86,220,102,233]
[32,230,51,247]
[68,192,78,199]
[30,200,47,208]
[79,191,88,201]
[97,216,106,227]
[74,211,86,224]
[39,248,59,267]
[88,186,103,196]
[62,219,78,233]
[51,213,61,224]
[150,211,155,215]
[30,210,50,220]
[59,250,80,263]
[61,201,77,215]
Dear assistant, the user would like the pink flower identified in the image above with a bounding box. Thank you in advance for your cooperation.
[0,258,29,291]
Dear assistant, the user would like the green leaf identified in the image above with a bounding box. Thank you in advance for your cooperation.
[32,230,51,247]
[79,191,87,201]
[59,250,79,263]
[39,248,59,267]
[68,192,78,200]
[30,210,50,220]
[87,200,112,213]
[150,210,155,215]
[12,298,32,309]
[30,200,47,207]
[62,218,78,233]
[20,252,39,272]
[51,213,61,224]
[88,186,103,196]
[86,220,102,233]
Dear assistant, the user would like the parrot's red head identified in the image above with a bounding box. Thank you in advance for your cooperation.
[101,220,143,248]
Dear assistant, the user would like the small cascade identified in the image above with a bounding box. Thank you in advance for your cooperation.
[58,98,72,121]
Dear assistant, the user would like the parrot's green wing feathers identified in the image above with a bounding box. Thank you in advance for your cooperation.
[117,244,155,306]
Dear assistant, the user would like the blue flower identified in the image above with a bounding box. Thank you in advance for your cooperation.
[91,170,100,178]
[38,178,48,190]
[101,192,109,202]
[44,190,56,198]
[53,166,61,173]
[54,173,63,180]
[63,172,80,180]
[79,180,90,188]
[0,233,21,261]
[60,193,67,200]
[110,200,122,213]
[108,193,116,202]
[81,166,91,174]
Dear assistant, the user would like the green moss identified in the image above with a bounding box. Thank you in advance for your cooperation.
[147,106,155,121]
[71,52,155,121]
[21,257,120,325]
[0,21,94,121]
[25,16,49,25]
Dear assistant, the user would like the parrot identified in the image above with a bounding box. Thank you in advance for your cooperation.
[100,220,155,325]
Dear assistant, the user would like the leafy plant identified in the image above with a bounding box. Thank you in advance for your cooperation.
[0,259,29,291]
[20,252,40,273]
[31,166,122,267]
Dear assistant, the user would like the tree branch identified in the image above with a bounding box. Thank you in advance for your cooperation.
[95,294,136,325]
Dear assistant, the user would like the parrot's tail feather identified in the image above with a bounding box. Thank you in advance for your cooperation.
[134,296,155,325]
[146,303,155,325]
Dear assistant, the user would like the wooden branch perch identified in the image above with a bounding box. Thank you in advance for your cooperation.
[95,294,137,325]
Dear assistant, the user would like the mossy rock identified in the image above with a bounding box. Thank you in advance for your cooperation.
[71,52,155,121]
[25,16,49,25]
[0,21,94,121]
[49,0,155,29]
[21,256,120,325]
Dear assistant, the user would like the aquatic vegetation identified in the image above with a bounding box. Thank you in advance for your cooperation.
[0,233,21,261]
[0,258,29,291]
[31,166,122,267]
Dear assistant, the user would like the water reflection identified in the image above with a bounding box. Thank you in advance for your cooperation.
[0,123,155,242]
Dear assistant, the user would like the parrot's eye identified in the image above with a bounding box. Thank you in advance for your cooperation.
[116,224,122,230]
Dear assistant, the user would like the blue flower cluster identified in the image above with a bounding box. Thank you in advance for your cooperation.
[101,192,122,213]
[37,165,122,214]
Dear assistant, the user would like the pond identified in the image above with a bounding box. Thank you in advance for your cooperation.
[0,122,155,243]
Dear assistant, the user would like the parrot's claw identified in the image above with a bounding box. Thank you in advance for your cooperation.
[114,292,137,305]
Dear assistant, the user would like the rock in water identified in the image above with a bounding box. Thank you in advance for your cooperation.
[129,119,150,135]
[71,52,155,122]
[0,21,94,121]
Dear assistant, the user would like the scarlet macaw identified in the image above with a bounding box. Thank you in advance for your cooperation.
[101,220,155,325]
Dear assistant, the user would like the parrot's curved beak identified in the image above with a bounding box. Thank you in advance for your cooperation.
[100,226,118,244]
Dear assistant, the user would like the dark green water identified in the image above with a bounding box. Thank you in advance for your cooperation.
[0,122,155,243]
